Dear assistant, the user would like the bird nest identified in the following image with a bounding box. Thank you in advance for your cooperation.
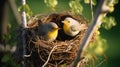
[15,12,96,67]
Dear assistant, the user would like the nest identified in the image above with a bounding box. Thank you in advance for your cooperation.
[15,12,95,67]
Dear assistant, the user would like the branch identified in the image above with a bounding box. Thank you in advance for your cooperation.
[71,0,109,67]
[21,0,27,67]
[8,0,22,25]
[0,0,8,43]
[22,0,27,28]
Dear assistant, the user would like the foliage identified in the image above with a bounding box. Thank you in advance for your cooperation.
[69,0,83,14]
[102,16,116,30]
[18,4,33,20]
[44,0,58,11]
[86,35,107,57]
[106,0,118,12]
[1,52,20,67]
[84,0,97,6]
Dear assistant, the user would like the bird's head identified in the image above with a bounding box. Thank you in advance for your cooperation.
[62,19,70,25]
[46,22,61,40]
[48,22,61,31]
[62,18,71,31]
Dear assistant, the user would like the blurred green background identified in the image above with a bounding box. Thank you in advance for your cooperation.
[2,0,120,67]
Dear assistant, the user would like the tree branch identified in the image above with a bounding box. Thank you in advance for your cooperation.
[21,0,27,67]
[71,0,108,67]
[8,0,22,25]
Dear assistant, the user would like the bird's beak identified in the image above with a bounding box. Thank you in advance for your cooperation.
[55,28,61,30]
[62,20,68,24]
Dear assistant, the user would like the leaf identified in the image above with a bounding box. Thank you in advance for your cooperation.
[106,0,118,12]
[84,0,97,6]
[69,0,83,14]
[44,0,58,11]
[18,6,23,12]
[102,16,116,30]
[18,4,33,20]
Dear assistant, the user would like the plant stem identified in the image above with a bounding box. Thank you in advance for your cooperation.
[90,0,94,22]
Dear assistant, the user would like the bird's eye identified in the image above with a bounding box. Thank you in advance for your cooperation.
[68,20,70,23]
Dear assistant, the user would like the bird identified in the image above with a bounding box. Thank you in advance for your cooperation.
[62,17,87,36]
[38,22,60,42]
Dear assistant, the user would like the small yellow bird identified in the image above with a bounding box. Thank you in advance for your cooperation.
[38,22,60,42]
[62,17,87,36]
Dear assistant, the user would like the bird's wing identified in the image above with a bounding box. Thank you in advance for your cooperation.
[38,24,48,35]
[71,24,87,31]
[71,25,78,32]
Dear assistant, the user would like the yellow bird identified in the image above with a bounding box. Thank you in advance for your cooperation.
[38,22,60,42]
[62,17,87,36]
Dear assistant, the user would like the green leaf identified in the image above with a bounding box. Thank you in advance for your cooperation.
[102,16,116,30]
[24,4,30,11]
[84,0,97,5]
[18,4,33,20]
[18,6,23,12]
[106,0,118,12]
[44,0,58,11]
[69,0,83,14]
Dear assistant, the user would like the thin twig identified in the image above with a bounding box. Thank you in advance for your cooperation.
[71,0,106,67]
[89,0,94,22]
[24,48,33,57]
[95,59,105,67]
[42,45,58,67]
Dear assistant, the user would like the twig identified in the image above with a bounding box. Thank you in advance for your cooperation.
[89,0,94,22]
[24,48,33,57]
[71,0,106,67]
[42,45,58,67]
[95,59,105,67]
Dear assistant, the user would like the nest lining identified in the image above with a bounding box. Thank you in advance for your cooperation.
[16,12,95,67]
